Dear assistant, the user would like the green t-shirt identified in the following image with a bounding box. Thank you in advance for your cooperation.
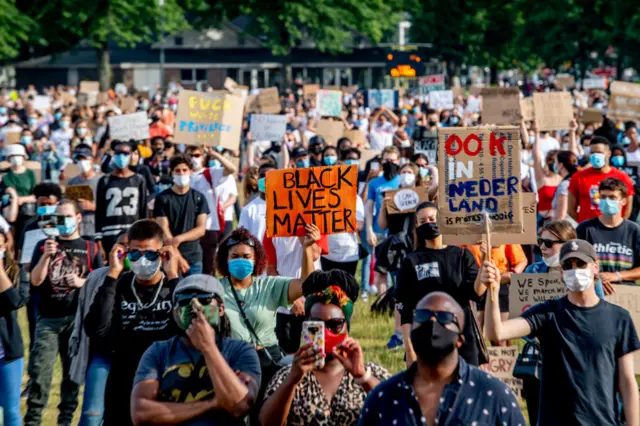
[221,275,291,347]
[2,169,36,196]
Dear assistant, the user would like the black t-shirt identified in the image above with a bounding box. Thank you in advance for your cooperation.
[522,296,640,426]
[30,237,102,317]
[576,218,640,285]
[153,187,210,264]
[396,246,480,364]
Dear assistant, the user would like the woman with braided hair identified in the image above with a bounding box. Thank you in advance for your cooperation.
[260,271,391,426]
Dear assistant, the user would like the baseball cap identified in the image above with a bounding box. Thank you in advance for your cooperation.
[559,239,598,264]
[73,144,93,160]
[291,147,309,159]
[173,274,225,303]
[5,144,27,158]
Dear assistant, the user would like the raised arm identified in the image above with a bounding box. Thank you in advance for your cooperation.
[287,224,320,303]
[210,150,237,177]
[531,120,545,188]
[619,352,639,426]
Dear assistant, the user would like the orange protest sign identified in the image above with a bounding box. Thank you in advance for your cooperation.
[265,165,358,237]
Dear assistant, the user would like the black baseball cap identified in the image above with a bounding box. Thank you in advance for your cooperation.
[291,147,309,159]
[559,239,598,264]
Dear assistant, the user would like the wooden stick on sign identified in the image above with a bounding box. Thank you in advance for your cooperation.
[483,212,496,302]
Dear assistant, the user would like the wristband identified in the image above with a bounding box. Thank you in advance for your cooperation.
[354,367,372,385]
[616,272,623,282]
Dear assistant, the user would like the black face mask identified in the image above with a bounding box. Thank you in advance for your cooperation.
[154,148,164,155]
[151,115,161,122]
[428,120,437,127]
[410,320,460,365]
[416,222,440,241]
[382,161,399,180]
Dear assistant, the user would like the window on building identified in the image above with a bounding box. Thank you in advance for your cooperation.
[175,36,183,46]
[238,34,246,46]
[181,69,207,83]
[195,69,207,81]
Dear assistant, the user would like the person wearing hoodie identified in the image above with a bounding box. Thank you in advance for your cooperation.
[68,144,102,238]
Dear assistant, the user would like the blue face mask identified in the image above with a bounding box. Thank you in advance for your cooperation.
[599,198,620,216]
[0,107,7,115]
[590,153,606,169]
[54,112,62,121]
[59,121,69,129]
[611,155,625,167]
[623,136,631,146]
[419,166,429,177]
[21,135,33,146]
[37,205,57,216]
[345,159,359,166]
[28,118,38,127]
[209,159,221,168]
[56,217,77,236]
[296,159,310,168]
[450,116,460,125]
[113,153,131,169]
[258,177,266,193]
[323,156,338,166]
[228,258,254,280]
[214,146,225,153]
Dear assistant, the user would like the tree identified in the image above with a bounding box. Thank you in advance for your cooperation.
[0,0,37,61]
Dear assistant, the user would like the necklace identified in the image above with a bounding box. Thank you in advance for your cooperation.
[130,273,165,310]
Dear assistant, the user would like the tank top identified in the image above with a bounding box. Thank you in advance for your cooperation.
[537,184,557,211]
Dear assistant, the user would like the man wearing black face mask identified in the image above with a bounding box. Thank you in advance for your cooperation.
[358,292,525,426]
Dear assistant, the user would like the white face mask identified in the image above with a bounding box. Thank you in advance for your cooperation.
[10,156,24,167]
[563,268,593,292]
[400,173,416,188]
[173,174,191,188]
[78,159,92,173]
[543,253,560,267]
[131,257,161,281]
[190,157,203,169]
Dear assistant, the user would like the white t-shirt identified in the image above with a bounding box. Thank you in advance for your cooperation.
[238,197,266,241]
[626,149,640,163]
[190,167,225,231]
[324,196,365,263]
[215,175,238,222]
[538,135,560,159]
[0,214,10,233]
[50,128,74,159]
[269,236,322,279]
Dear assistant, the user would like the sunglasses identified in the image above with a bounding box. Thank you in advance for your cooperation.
[115,151,131,156]
[414,309,460,328]
[561,259,587,271]
[191,154,203,158]
[174,293,214,307]
[127,250,161,262]
[227,237,255,248]
[308,317,347,334]
[537,238,564,249]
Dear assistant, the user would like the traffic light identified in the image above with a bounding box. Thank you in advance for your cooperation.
[386,50,425,77]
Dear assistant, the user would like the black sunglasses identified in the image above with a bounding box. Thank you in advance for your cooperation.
[127,249,161,262]
[174,293,214,307]
[414,309,460,328]
[308,317,347,334]
[561,259,587,271]
[114,150,131,156]
[227,237,255,248]
[538,238,564,249]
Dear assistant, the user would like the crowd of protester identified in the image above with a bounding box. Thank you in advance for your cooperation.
[0,80,638,426]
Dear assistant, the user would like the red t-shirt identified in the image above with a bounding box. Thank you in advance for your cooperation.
[568,167,635,223]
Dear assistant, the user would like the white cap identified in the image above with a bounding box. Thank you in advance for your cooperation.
[5,144,27,158]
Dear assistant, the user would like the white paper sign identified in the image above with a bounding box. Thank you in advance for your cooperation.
[582,78,607,90]
[20,229,47,264]
[107,111,150,141]
[393,189,420,212]
[467,97,482,113]
[430,90,454,110]
[33,96,51,112]
[249,114,287,142]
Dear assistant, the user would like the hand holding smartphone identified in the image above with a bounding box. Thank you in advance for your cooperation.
[301,321,325,369]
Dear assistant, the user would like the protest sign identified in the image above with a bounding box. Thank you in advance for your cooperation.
[33,96,50,112]
[608,285,640,367]
[79,81,99,94]
[316,90,343,117]
[20,229,47,264]
[65,185,94,202]
[257,87,281,114]
[303,84,320,100]
[175,89,244,150]
[77,92,97,107]
[5,132,20,145]
[582,108,603,124]
[508,273,566,318]
[481,88,521,125]
[437,126,522,236]
[443,193,536,246]
[582,77,607,90]
[414,131,438,165]
[107,111,150,141]
[469,85,484,96]
[360,149,380,171]
[342,85,358,95]
[384,186,430,214]
[520,98,534,121]
[98,92,110,105]
[366,90,397,109]
[265,165,358,237]
[249,114,287,142]
[429,90,454,110]
[607,81,640,122]
[479,346,523,398]
[343,129,366,147]
[555,74,575,89]
[119,96,137,114]
[466,97,481,114]
[419,74,445,94]
[60,92,76,105]
[245,95,259,114]
[223,77,239,92]
[533,92,573,131]
[316,119,344,146]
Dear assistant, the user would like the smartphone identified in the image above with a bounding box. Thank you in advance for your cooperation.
[370,162,380,172]
[301,321,325,369]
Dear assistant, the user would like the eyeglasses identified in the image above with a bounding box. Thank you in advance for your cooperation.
[127,250,161,262]
[308,317,347,334]
[414,309,460,329]
[174,293,214,307]
[561,259,587,271]
[537,238,564,249]
[227,237,255,248]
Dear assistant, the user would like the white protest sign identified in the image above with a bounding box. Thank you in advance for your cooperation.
[20,229,47,264]
[582,78,607,90]
[419,74,445,94]
[249,114,287,142]
[467,97,481,113]
[107,111,150,141]
[429,90,454,110]
[367,90,397,109]
[33,96,51,112]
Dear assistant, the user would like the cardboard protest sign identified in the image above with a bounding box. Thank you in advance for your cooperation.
[607,81,640,122]
[107,112,150,141]
[478,346,523,398]
[33,96,50,112]
[533,92,573,131]
[429,90,454,110]
[65,184,94,202]
[413,131,438,166]
[343,129,366,147]
[119,96,137,114]
[5,132,20,145]
[582,108,603,124]
[437,126,522,236]
[245,95,259,114]
[316,90,342,117]
[79,81,99,94]
[442,193,536,246]
[469,85,484,96]
[555,74,575,89]
[249,114,287,142]
[360,150,380,171]
[265,165,358,237]
[77,92,97,107]
[224,77,239,92]
[481,88,521,125]
[508,273,566,318]
[419,74,445,94]
[366,90,397,109]
[60,92,76,105]
[342,85,358,95]
[520,98,535,121]
[303,84,320,100]
[175,90,244,150]
[582,77,607,90]
[384,186,430,214]
[607,285,640,367]
[257,87,281,114]
[316,119,344,146]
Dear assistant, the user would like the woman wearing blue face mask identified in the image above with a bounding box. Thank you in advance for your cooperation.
[215,226,319,395]
[321,146,339,166]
